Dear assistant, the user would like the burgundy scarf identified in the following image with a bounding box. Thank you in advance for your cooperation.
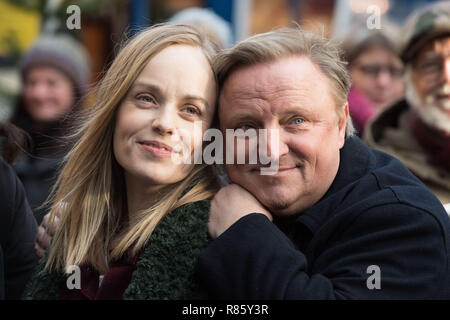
[410,112,450,172]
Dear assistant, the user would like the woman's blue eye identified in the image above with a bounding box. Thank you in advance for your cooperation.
[183,106,199,115]
[138,95,155,103]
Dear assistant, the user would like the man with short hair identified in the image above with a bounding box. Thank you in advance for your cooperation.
[195,26,450,299]
[365,1,450,211]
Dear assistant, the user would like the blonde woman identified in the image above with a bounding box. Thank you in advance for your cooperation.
[23,24,219,299]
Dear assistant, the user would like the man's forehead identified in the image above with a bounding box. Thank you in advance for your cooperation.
[416,35,450,58]
[221,56,322,96]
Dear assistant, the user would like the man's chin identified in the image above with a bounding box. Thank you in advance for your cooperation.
[436,99,450,116]
[421,103,450,133]
[259,193,302,216]
[406,86,450,133]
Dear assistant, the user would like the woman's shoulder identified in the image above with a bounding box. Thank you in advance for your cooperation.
[22,256,65,300]
[159,199,211,236]
[125,199,212,299]
[172,199,211,216]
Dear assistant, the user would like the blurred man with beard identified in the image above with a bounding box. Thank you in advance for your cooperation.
[365,1,450,212]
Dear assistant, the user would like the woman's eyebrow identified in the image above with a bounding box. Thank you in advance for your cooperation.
[131,81,209,109]
[184,95,210,109]
[131,81,163,97]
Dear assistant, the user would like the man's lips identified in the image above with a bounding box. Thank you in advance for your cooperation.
[249,165,300,176]
[433,94,450,113]
[436,94,450,101]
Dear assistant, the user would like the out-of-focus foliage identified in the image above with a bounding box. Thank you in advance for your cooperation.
[7,0,125,13]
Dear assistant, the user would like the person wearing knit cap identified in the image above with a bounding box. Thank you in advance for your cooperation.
[6,33,90,224]
[168,7,234,49]
[20,35,90,95]
[341,19,405,136]
[364,1,450,213]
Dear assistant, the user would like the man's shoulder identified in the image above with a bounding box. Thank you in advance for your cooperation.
[337,137,445,219]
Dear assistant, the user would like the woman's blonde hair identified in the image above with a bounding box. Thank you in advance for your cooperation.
[214,27,355,137]
[44,23,219,274]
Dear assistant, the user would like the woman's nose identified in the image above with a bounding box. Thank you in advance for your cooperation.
[376,70,392,88]
[151,106,175,135]
[27,82,49,100]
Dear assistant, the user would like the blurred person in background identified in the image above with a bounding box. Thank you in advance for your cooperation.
[23,24,219,300]
[365,1,450,212]
[168,7,234,49]
[0,123,38,300]
[6,34,90,224]
[342,21,405,135]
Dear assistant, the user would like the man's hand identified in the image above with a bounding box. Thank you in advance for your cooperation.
[35,212,60,258]
[208,184,272,239]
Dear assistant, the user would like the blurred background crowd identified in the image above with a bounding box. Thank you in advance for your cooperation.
[0,0,439,121]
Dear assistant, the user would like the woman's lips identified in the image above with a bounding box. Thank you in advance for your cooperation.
[138,140,173,158]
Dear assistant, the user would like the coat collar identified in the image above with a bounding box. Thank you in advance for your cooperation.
[294,136,373,234]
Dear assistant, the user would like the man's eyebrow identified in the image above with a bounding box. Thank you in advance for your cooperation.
[227,113,260,124]
[279,108,313,117]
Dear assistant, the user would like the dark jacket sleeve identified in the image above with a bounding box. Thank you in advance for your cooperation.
[195,205,449,299]
[0,158,38,299]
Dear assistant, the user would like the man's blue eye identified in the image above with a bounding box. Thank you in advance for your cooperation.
[241,124,255,131]
[292,118,304,125]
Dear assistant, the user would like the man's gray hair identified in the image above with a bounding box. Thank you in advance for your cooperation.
[214,27,355,137]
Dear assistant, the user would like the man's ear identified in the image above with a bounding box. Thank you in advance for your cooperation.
[337,102,349,149]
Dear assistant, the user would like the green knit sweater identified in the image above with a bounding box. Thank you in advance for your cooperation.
[23,200,211,299]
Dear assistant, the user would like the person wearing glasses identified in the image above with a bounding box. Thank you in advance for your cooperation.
[342,20,405,135]
[365,1,450,213]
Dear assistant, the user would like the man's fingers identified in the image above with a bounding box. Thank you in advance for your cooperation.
[47,215,59,236]
[36,225,51,249]
[41,212,60,237]
[35,242,45,258]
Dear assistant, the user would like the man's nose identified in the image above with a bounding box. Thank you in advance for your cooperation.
[264,127,289,160]
[152,106,175,135]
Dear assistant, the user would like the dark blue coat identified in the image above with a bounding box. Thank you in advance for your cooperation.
[196,137,450,299]
[0,157,38,299]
